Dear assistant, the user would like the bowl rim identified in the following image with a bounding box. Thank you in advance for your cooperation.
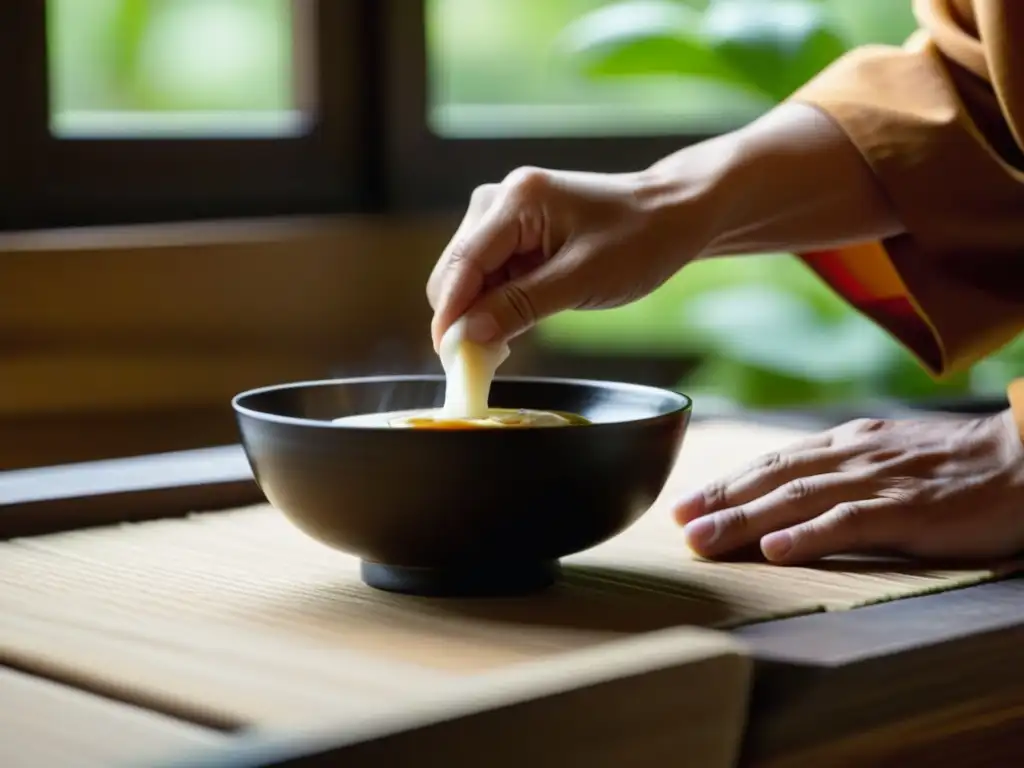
[232,374,692,431]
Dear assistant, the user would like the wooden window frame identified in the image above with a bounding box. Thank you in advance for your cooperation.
[0,0,371,230]
[379,0,715,212]
[1,0,719,226]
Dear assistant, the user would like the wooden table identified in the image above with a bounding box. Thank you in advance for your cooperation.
[3,439,1024,768]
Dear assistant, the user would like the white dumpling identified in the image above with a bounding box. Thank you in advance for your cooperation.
[437,316,510,420]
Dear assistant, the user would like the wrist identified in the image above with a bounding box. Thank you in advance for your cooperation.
[633,132,747,267]
[638,103,904,262]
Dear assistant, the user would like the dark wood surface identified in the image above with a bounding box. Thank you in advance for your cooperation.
[3,440,1023,767]
[0,444,262,538]
[736,578,1024,765]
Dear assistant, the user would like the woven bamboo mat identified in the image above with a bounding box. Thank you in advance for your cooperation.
[0,421,1018,730]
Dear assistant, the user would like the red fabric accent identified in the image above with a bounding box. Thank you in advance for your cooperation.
[799,249,944,371]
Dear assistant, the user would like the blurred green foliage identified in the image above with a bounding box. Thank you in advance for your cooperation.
[48,0,292,117]
[426,0,768,136]
[538,0,1024,407]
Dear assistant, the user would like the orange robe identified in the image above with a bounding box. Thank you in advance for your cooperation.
[790,0,1024,377]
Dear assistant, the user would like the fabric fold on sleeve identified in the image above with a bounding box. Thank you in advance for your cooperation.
[787,0,1024,377]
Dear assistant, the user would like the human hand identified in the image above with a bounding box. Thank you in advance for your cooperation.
[676,412,1024,563]
[425,103,903,352]
[425,165,714,351]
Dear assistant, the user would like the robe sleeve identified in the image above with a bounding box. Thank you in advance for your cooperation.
[788,0,1024,376]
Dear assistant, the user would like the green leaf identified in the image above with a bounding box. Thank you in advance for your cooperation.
[701,0,849,101]
[536,253,846,354]
[679,285,896,382]
[876,356,972,400]
[536,254,779,354]
[110,0,152,104]
[559,0,754,90]
[680,355,864,408]
[824,0,917,47]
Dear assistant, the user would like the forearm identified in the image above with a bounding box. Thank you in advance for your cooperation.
[642,102,906,259]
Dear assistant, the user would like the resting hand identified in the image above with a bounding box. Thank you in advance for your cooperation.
[676,412,1024,563]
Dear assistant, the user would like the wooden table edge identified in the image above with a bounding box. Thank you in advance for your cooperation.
[0,444,263,538]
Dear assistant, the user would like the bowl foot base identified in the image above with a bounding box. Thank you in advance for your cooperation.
[359,559,561,597]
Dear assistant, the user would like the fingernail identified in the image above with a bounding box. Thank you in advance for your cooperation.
[684,516,719,551]
[762,531,793,561]
[464,313,499,344]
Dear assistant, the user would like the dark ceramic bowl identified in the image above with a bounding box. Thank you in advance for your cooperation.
[232,376,691,597]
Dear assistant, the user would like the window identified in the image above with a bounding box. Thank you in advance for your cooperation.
[1,0,365,229]
[427,0,766,140]
[48,0,301,138]
[5,0,917,224]
[3,0,780,226]
[8,0,923,222]
[384,0,744,211]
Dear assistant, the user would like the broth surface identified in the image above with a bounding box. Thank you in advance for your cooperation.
[332,407,589,430]
[332,317,590,429]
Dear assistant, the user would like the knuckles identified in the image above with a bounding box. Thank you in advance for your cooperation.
[829,501,866,525]
[844,417,890,437]
[719,505,751,534]
[470,170,546,211]
[700,482,729,512]
[469,182,499,208]
[779,477,815,503]
[748,450,788,477]
[876,476,924,505]
[500,282,538,325]
[502,165,552,198]
[824,501,869,544]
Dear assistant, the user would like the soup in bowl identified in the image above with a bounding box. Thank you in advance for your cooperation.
[331,317,593,431]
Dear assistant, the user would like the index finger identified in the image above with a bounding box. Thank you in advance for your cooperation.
[428,204,523,350]
[426,185,497,311]
[673,431,838,524]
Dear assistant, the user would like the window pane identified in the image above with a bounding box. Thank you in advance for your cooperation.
[426,0,917,140]
[47,0,307,138]
[426,0,770,139]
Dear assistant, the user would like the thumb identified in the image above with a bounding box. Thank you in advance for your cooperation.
[461,255,583,344]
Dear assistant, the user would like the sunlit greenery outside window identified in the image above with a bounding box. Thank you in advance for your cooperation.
[47,0,302,137]
[42,0,1024,409]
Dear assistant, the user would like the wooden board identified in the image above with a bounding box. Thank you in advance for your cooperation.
[162,579,1024,768]
[158,627,752,768]
[0,665,226,768]
[736,578,1024,766]
[0,444,262,538]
